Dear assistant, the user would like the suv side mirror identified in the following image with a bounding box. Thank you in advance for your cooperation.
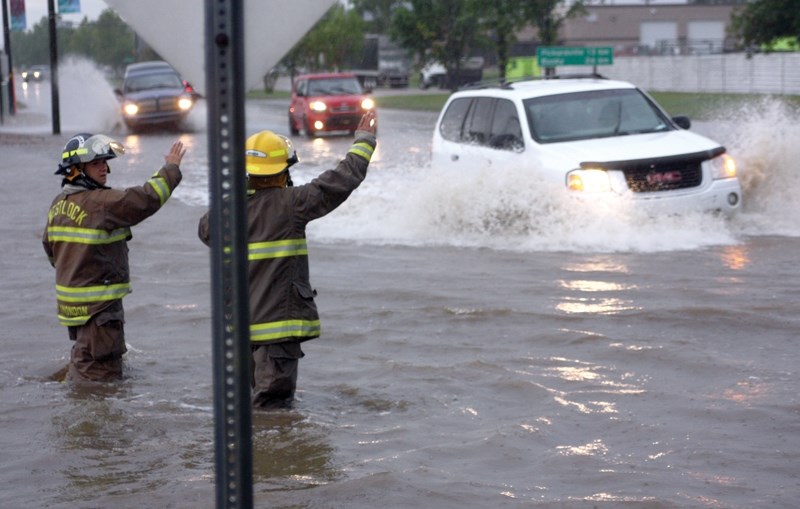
[672,115,691,129]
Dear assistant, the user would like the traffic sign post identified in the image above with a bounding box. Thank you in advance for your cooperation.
[537,46,614,74]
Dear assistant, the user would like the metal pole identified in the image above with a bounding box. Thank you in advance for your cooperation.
[47,0,60,134]
[204,0,253,508]
[1,0,16,115]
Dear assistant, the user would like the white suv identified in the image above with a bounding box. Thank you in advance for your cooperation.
[431,76,741,215]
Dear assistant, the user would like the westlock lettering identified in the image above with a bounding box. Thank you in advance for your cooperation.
[48,199,88,225]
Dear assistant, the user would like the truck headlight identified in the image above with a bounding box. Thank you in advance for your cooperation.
[309,101,327,112]
[123,102,139,116]
[361,97,375,110]
[709,153,737,180]
[178,97,193,110]
[566,168,612,192]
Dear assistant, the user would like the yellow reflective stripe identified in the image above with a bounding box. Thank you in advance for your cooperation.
[47,226,130,244]
[348,142,374,162]
[147,173,171,205]
[250,319,321,341]
[268,148,287,158]
[62,148,89,159]
[56,283,131,303]
[58,313,92,326]
[248,239,308,260]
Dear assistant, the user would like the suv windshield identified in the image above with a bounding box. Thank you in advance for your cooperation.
[524,89,671,143]
[307,78,363,96]
[125,72,183,93]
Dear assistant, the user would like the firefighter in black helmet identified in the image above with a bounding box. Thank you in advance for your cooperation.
[43,133,186,382]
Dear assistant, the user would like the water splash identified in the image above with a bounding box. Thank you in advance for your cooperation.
[705,97,800,237]
[58,56,124,134]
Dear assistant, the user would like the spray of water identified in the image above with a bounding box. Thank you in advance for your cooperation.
[706,97,800,237]
[57,56,125,134]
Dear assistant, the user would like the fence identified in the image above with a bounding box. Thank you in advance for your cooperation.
[556,52,800,95]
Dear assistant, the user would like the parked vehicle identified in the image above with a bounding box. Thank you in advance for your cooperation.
[419,57,484,90]
[431,75,741,215]
[288,73,376,138]
[348,34,410,89]
[115,60,195,131]
[21,64,49,82]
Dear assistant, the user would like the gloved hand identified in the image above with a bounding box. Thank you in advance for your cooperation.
[354,110,377,140]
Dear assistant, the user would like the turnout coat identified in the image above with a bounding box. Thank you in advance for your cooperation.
[43,164,182,326]
[198,136,376,345]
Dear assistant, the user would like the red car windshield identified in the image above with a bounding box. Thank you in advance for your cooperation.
[307,78,363,96]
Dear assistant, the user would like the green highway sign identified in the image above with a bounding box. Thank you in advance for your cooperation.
[537,46,614,67]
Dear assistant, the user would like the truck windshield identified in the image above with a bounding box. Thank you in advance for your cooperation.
[308,78,363,96]
[524,88,671,143]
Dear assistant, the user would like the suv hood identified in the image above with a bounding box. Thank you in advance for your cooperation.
[537,129,722,168]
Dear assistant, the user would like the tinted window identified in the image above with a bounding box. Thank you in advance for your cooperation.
[439,97,472,142]
[488,99,523,151]
[463,97,494,145]
[524,88,671,143]
[124,72,183,93]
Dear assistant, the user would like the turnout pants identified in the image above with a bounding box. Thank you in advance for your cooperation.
[67,303,127,382]
[251,341,304,409]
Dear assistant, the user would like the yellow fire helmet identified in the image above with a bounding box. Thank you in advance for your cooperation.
[244,131,298,176]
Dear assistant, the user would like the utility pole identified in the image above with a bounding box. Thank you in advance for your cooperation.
[47,0,60,134]
[2,0,16,116]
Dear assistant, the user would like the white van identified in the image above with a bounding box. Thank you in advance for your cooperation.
[431,76,742,215]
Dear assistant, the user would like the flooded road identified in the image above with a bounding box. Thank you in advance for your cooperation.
[2,66,799,508]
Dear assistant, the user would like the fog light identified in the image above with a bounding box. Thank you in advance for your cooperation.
[314,120,324,130]
[727,192,739,206]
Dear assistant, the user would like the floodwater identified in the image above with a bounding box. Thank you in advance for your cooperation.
[1,60,799,508]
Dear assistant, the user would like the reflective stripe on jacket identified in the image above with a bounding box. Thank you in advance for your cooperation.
[199,135,376,344]
[43,164,182,326]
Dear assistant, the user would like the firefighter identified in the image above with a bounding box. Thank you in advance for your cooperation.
[198,110,378,409]
[43,133,185,382]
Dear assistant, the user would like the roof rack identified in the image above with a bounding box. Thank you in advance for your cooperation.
[458,73,607,91]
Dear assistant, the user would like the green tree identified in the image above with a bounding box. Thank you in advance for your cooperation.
[481,0,528,81]
[730,0,800,50]
[10,9,136,74]
[350,0,401,34]
[523,0,586,76]
[281,4,365,74]
[391,0,484,90]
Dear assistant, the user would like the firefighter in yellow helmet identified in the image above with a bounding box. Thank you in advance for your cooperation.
[43,133,186,382]
[198,110,377,409]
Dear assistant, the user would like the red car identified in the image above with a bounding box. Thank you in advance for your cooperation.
[288,73,376,138]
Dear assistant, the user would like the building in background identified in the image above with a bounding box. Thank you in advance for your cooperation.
[517,1,749,56]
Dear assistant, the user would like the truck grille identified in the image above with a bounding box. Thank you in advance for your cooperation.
[580,148,724,194]
[624,160,702,192]
[137,97,182,114]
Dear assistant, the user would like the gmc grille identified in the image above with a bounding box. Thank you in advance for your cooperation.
[624,160,702,192]
[579,148,725,194]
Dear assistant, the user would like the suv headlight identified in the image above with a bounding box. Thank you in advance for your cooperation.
[309,101,327,112]
[361,97,375,110]
[709,153,737,180]
[566,168,612,192]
